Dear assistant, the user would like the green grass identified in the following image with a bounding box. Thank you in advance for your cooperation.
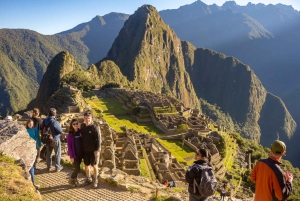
[156,139,195,166]
[84,94,164,135]
[142,148,156,181]
[140,158,151,179]
[0,153,41,200]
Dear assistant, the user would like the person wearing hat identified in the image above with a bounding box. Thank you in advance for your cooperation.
[251,140,293,201]
[4,116,12,121]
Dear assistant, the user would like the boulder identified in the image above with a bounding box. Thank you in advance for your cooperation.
[0,120,37,172]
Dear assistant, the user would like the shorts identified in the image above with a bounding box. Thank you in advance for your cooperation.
[83,152,99,166]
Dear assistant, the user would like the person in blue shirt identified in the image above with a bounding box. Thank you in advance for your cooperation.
[26,119,42,189]
[42,108,63,172]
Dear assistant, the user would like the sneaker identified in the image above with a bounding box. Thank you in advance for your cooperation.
[56,166,63,172]
[93,177,98,188]
[34,165,42,170]
[47,167,51,172]
[84,177,92,186]
[74,178,81,187]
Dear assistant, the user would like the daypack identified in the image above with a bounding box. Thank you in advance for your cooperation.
[193,164,218,197]
[41,120,54,145]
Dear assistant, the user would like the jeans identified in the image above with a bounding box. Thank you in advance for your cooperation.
[29,166,35,184]
[71,153,82,179]
[46,138,62,169]
[34,148,41,166]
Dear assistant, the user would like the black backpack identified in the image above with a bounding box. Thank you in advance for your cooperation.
[41,120,54,145]
[193,164,218,197]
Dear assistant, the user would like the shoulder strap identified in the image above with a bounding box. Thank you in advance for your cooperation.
[260,158,286,191]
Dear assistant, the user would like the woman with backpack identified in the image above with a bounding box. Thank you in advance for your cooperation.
[26,119,42,189]
[185,148,217,201]
[67,119,83,187]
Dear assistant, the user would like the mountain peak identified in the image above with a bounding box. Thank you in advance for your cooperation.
[222,1,238,9]
[90,15,106,26]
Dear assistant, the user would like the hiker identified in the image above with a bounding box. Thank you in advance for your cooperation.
[185,148,216,201]
[42,108,63,172]
[81,110,101,188]
[251,140,293,201]
[163,179,168,187]
[169,181,176,188]
[26,119,41,189]
[220,184,226,201]
[31,108,43,167]
[67,119,82,187]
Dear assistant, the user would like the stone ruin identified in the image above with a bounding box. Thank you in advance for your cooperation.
[0,120,37,174]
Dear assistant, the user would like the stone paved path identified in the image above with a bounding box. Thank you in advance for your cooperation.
[35,162,149,201]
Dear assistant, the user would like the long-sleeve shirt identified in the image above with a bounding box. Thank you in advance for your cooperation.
[251,156,293,201]
[27,127,42,149]
[81,123,101,152]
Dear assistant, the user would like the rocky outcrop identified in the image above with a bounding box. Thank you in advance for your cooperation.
[0,120,36,172]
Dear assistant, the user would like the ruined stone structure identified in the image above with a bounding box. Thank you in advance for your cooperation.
[115,130,141,176]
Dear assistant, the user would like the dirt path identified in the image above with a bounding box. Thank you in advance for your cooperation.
[35,162,149,201]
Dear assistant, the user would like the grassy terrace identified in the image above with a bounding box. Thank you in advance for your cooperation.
[83,92,163,135]
[156,139,195,166]
[0,153,41,200]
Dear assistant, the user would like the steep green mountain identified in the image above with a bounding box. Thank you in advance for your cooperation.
[0,13,127,116]
[0,29,88,115]
[104,5,199,109]
[181,41,296,143]
[34,51,83,109]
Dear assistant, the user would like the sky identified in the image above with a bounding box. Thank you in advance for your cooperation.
[0,0,299,35]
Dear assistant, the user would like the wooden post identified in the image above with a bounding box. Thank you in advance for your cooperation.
[156,188,159,198]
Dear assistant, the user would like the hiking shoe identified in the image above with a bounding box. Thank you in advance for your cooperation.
[56,166,63,172]
[68,178,75,187]
[84,177,93,186]
[93,177,98,188]
[74,178,81,187]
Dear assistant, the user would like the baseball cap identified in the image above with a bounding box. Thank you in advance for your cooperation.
[5,116,12,120]
[271,140,286,154]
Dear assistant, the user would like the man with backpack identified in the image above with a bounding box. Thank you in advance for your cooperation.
[42,108,63,172]
[81,110,101,188]
[185,148,217,201]
[251,140,293,201]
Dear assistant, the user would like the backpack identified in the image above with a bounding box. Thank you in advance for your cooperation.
[193,164,218,197]
[41,120,54,145]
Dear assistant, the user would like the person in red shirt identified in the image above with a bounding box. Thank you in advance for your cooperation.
[251,140,293,201]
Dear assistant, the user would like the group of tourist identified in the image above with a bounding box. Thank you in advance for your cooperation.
[185,140,293,201]
[24,108,101,190]
[5,106,293,200]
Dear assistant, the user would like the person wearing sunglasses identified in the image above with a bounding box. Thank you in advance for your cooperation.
[67,119,83,187]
